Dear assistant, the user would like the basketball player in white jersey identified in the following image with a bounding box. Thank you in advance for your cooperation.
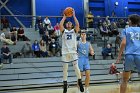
[60,9,84,93]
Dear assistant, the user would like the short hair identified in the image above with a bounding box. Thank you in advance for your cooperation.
[128,14,140,25]
[81,30,86,33]
[80,30,86,36]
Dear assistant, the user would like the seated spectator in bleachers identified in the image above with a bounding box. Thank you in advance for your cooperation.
[38,23,45,37]
[21,41,33,57]
[39,40,49,57]
[32,40,40,57]
[102,43,114,59]
[49,38,60,56]
[35,16,42,31]
[54,23,61,36]
[99,21,109,36]
[9,26,17,43]
[17,27,26,41]
[42,31,51,46]
[50,32,58,42]
[1,43,12,64]
[117,19,126,28]
[47,23,54,35]
[44,16,51,29]
[110,22,119,36]
[0,54,2,67]
[1,16,9,30]
[125,21,129,28]
[0,33,15,45]
[105,16,111,29]
[109,63,122,82]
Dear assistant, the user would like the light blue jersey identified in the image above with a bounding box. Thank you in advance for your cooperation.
[121,27,140,55]
[77,41,90,71]
[77,41,90,58]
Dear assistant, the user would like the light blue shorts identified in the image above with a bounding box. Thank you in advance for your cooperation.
[124,54,140,73]
[78,57,90,72]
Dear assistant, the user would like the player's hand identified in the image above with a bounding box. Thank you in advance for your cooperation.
[116,56,121,64]
[73,9,75,17]
[63,13,66,18]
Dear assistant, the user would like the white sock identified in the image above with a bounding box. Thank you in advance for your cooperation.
[85,87,89,90]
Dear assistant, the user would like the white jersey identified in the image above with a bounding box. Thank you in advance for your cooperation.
[62,29,77,54]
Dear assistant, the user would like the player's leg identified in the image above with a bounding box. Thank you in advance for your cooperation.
[120,55,134,93]
[120,71,131,93]
[77,57,84,93]
[84,58,90,93]
[85,70,90,93]
[63,63,68,93]
[72,60,84,92]
[134,55,140,78]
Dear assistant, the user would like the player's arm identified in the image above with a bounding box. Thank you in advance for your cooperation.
[60,15,66,33]
[89,43,94,56]
[73,9,80,33]
[116,37,126,63]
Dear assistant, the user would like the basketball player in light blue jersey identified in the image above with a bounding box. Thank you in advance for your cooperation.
[77,31,94,93]
[116,14,140,93]
[60,9,84,93]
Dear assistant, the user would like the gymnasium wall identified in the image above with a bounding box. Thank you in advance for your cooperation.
[36,0,84,27]
[1,0,31,27]
[89,0,140,17]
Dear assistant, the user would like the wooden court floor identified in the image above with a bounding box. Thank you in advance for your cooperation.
[14,82,140,93]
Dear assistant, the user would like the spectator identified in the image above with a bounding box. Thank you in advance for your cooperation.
[0,33,15,45]
[99,21,109,36]
[44,16,51,29]
[105,16,111,29]
[38,23,45,37]
[54,23,61,36]
[9,26,17,42]
[110,22,119,36]
[0,54,3,67]
[49,38,60,56]
[21,41,33,57]
[109,63,122,82]
[87,11,94,28]
[1,43,12,64]
[111,11,117,17]
[42,31,51,47]
[47,23,54,35]
[17,27,26,41]
[102,43,114,59]
[125,21,129,28]
[1,16,9,30]
[32,40,40,57]
[35,16,42,31]
[39,40,49,57]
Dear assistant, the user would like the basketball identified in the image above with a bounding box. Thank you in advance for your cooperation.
[64,7,73,17]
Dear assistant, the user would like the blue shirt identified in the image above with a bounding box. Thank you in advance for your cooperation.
[77,41,90,58]
[121,27,140,55]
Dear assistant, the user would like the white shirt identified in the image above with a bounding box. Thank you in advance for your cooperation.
[44,18,51,25]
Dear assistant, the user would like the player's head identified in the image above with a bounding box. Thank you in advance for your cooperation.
[80,30,87,40]
[128,14,140,26]
[66,21,73,29]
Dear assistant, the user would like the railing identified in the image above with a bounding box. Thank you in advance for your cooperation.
[0,15,129,28]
